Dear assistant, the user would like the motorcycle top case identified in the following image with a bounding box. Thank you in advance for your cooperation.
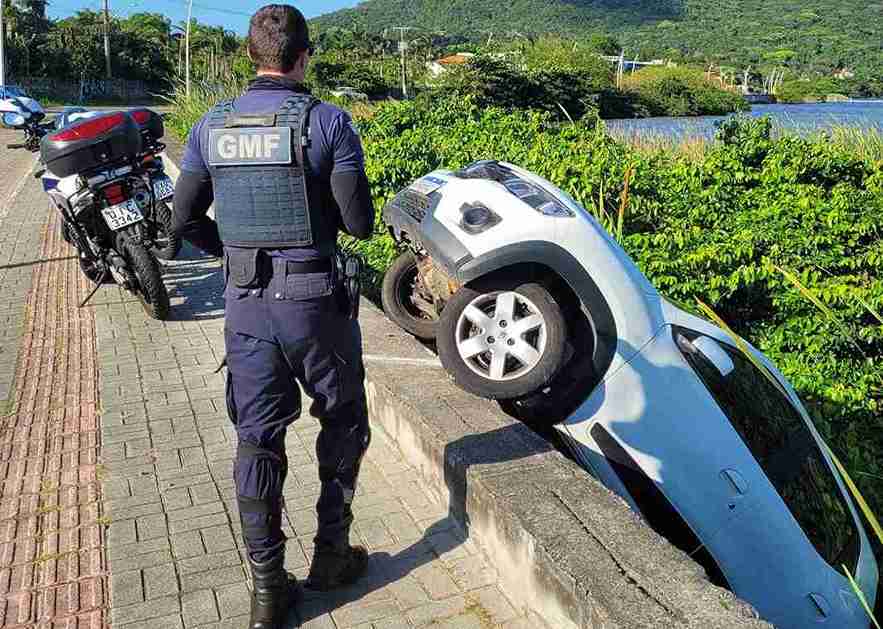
[40,111,142,178]
[130,108,164,142]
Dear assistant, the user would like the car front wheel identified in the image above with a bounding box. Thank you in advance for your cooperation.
[437,277,567,400]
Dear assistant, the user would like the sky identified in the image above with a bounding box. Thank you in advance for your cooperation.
[47,0,362,34]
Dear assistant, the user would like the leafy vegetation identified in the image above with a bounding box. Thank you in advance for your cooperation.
[1,4,245,87]
[618,66,750,117]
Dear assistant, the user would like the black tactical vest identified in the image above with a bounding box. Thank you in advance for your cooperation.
[203,94,320,248]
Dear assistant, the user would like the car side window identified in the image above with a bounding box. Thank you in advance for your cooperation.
[674,327,859,572]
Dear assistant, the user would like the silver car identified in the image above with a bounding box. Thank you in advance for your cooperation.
[381,161,880,628]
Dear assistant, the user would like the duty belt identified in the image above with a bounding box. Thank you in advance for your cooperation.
[285,258,332,275]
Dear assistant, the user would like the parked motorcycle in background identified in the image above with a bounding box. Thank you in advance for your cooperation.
[1,105,175,320]
[0,90,52,151]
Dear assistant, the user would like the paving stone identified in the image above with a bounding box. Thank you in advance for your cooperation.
[371,616,414,629]
[112,549,174,573]
[107,538,169,563]
[332,599,403,628]
[136,514,168,541]
[201,524,236,553]
[190,616,252,629]
[169,512,229,534]
[215,581,250,619]
[111,594,181,625]
[407,596,469,627]
[412,564,461,601]
[107,519,137,546]
[143,563,179,599]
[467,586,518,623]
[300,614,337,629]
[110,569,143,607]
[182,589,220,627]
[167,502,225,523]
[180,565,246,593]
[119,614,185,629]
[178,550,241,576]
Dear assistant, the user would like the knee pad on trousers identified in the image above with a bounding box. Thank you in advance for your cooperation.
[235,440,288,546]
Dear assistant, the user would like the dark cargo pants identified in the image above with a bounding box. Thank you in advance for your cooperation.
[223,252,370,563]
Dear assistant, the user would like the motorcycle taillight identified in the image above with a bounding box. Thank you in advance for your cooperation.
[130,110,151,125]
[103,184,126,206]
[53,112,127,142]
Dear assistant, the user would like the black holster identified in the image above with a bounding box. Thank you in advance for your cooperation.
[336,253,363,320]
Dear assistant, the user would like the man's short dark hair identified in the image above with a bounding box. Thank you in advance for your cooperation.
[248,4,311,73]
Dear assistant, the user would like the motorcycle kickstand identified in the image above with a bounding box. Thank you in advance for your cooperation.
[79,269,110,308]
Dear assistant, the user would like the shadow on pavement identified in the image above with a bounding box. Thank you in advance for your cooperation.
[296,423,553,627]
[0,255,77,270]
[162,243,225,321]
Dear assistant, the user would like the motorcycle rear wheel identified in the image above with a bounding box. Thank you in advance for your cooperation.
[150,201,182,261]
[123,240,170,320]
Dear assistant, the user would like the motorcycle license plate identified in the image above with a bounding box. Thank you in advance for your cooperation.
[152,175,174,201]
[101,199,144,230]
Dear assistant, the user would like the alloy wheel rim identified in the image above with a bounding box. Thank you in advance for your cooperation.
[455,291,547,382]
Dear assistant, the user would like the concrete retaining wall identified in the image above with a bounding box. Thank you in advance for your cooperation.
[359,300,773,629]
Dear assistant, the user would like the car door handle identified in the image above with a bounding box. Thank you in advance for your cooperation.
[720,469,749,495]
[808,593,831,618]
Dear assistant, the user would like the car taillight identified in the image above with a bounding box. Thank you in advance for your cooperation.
[103,184,126,206]
[53,112,127,142]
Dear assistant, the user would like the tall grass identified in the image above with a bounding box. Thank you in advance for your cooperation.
[161,77,246,141]
[826,126,883,162]
[613,123,883,162]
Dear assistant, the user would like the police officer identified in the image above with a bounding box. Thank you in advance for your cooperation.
[172,5,375,628]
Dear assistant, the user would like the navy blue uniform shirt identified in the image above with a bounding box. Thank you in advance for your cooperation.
[180,76,367,261]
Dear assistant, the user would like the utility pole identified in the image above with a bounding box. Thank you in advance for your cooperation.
[0,0,6,87]
[392,26,413,99]
[103,0,112,79]
[185,0,193,97]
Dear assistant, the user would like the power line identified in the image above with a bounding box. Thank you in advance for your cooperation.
[152,0,253,18]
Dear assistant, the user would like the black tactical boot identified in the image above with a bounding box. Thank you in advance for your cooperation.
[247,554,302,629]
[305,543,369,591]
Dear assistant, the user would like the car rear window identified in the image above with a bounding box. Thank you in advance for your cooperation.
[674,327,859,571]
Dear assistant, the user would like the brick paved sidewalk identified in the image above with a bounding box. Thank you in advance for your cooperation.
[0,167,104,629]
[92,246,526,624]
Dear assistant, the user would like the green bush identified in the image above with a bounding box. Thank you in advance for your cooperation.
[308,58,391,99]
[620,66,750,117]
[432,55,611,121]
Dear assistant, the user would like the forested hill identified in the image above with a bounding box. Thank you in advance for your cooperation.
[312,0,883,76]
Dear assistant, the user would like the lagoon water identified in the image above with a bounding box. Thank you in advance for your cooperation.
[604,101,883,141]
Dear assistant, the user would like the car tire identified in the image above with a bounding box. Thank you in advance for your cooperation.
[437,277,567,400]
[381,251,439,341]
